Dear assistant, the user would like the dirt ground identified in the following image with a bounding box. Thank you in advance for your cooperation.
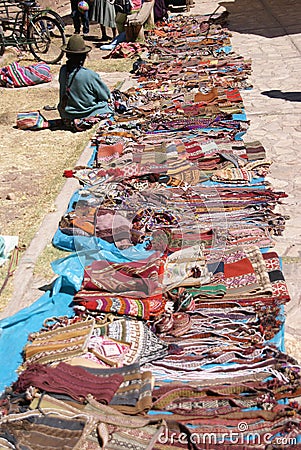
[0,0,131,241]
[0,1,133,307]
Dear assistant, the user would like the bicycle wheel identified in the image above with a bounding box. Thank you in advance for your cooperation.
[41,9,65,29]
[28,15,66,64]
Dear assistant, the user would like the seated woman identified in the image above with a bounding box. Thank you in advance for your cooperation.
[115,0,142,34]
[58,35,113,131]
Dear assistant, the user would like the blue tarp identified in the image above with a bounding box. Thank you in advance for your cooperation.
[0,277,75,392]
[0,239,157,392]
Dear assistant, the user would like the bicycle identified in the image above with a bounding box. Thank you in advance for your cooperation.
[0,0,66,64]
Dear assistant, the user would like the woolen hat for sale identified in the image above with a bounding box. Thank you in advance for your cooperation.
[61,34,92,53]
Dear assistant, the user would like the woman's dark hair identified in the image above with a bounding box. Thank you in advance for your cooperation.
[66,52,87,71]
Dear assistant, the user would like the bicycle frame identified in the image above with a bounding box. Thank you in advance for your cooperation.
[34,8,65,29]
[0,1,65,57]
[27,9,64,46]
[0,2,31,48]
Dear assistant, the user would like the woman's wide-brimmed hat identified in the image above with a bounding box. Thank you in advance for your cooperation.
[61,34,92,54]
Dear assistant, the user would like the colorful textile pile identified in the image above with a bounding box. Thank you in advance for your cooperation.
[1,11,301,450]
[0,62,52,88]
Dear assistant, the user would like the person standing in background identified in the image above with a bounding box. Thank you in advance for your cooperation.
[92,0,117,42]
[71,0,90,35]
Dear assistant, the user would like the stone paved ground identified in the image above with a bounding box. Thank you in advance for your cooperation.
[194,0,301,357]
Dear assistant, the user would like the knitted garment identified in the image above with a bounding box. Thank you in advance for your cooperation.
[25,362,154,415]
[84,363,154,414]
[58,65,113,119]
[96,317,169,366]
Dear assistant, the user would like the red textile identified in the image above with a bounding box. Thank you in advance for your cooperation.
[13,362,124,403]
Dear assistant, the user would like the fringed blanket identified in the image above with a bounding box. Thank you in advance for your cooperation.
[0,61,52,88]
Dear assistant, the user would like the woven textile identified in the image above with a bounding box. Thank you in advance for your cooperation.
[21,319,95,368]
[81,253,163,298]
[74,291,166,320]
[96,317,169,365]
[0,409,95,450]
[0,62,52,88]
[14,362,124,404]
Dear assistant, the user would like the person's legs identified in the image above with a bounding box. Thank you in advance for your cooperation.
[99,31,126,50]
[112,26,117,38]
[100,24,109,40]
[71,0,81,33]
[88,0,93,20]
[81,10,90,34]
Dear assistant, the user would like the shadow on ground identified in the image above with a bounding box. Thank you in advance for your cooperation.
[62,13,73,25]
[261,90,301,102]
[219,0,301,37]
[61,13,110,43]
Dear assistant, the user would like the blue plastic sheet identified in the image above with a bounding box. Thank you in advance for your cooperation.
[0,237,156,391]
[268,308,286,353]
[0,277,75,392]
[87,143,97,167]
[214,45,232,54]
[201,177,266,188]
[52,228,96,252]
[232,112,248,121]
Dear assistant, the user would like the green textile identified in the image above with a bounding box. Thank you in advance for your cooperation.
[58,66,113,119]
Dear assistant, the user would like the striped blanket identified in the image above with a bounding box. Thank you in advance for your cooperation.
[0,61,52,88]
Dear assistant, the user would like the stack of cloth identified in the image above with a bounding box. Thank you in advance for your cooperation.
[1,11,301,450]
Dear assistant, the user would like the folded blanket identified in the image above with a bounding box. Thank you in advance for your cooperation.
[0,61,52,88]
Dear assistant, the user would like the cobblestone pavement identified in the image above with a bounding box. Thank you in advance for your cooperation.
[193,0,301,355]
